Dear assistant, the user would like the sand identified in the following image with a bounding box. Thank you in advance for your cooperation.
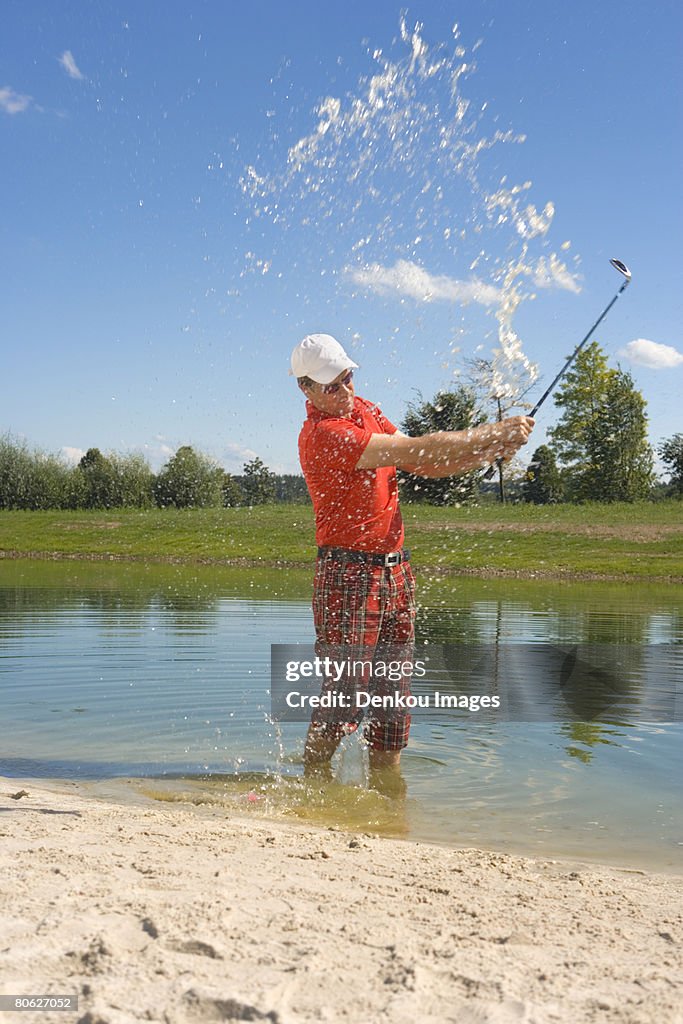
[1,777,681,1024]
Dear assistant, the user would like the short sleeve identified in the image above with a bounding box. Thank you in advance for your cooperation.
[309,418,373,475]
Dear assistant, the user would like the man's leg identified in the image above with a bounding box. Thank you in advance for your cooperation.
[365,561,416,798]
[303,723,345,778]
[304,724,404,791]
[368,749,406,798]
[307,556,375,778]
[368,749,400,770]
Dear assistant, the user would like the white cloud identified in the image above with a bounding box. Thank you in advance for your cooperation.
[222,443,259,471]
[146,441,174,455]
[619,338,683,370]
[136,440,175,472]
[346,259,501,307]
[0,86,32,115]
[529,253,582,294]
[58,50,84,80]
[61,446,86,465]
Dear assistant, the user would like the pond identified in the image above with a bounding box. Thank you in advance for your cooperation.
[1,559,681,872]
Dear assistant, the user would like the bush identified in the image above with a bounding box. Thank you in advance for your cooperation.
[0,435,155,510]
[0,434,74,510]
[154,446,224,508]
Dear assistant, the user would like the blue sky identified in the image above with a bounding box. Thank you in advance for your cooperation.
[3,0,682,475]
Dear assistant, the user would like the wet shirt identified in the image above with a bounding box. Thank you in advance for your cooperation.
[298,395,404,553]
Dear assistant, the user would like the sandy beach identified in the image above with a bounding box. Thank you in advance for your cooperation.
[1,777,681,1024]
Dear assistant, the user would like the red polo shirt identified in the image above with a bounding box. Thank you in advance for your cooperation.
[298,395,404,553]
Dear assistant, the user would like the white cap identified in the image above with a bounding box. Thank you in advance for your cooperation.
[290,333,358,385]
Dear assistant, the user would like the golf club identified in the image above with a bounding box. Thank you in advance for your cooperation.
[482,257,632,481]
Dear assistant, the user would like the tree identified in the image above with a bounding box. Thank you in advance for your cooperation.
[154,446,224,508]
[0,434,41,509]
[584,370,654,501]
[73,448,154,509]
[522,445,563,504]
[548,342,654,502]
[78,448,116,508]
[547,342,612,471]
[659,434,683,496]
[465,355,537,504]
[240,457,276,505]
[274,474,311,504]
[221,472,244,507]
[398,388,486,506]
[112,452,155,508]
[0,434,75,510]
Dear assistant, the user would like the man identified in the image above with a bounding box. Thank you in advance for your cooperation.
[292,333,534,789]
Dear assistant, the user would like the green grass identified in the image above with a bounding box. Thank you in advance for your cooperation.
[1,501,682,580]
[0,507,317,562]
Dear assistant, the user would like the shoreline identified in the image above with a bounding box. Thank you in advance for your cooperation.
[2,548,682,585]
[2,777,682,1023]
[3,769,682,878]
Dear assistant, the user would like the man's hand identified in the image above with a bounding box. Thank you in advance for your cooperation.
[495,415,535,461]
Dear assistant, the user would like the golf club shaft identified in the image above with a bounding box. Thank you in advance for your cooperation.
[482,273,631,481]
[528,277,630,418]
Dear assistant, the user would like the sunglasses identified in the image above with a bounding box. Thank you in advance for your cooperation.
[322,370,354,395]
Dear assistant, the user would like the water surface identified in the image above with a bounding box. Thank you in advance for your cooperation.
[1,559,681,872]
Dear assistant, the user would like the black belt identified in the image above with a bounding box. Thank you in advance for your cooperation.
[317,546,410,567]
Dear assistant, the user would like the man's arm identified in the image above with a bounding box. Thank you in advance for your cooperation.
[355,418,535,476]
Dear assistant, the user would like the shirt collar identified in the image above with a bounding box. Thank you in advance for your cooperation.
[305,396,362,423]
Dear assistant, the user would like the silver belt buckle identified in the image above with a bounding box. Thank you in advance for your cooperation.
[384,551,400,567]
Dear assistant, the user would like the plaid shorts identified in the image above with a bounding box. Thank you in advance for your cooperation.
[310,552,416,752]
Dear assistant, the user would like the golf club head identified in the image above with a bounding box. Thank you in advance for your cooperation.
[610,258,631,280]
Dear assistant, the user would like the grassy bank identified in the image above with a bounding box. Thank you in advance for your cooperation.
[1,502,682,581]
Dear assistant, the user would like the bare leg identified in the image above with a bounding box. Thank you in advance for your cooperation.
[303,724,341,780]
[368,750,401,771]
[368,749,406,799]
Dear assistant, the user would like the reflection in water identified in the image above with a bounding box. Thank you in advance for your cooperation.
[561,722,621,765]
[0,561,681,870]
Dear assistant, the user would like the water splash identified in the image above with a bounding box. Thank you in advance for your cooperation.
[139,771,408,836]
[240,16,583,403]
